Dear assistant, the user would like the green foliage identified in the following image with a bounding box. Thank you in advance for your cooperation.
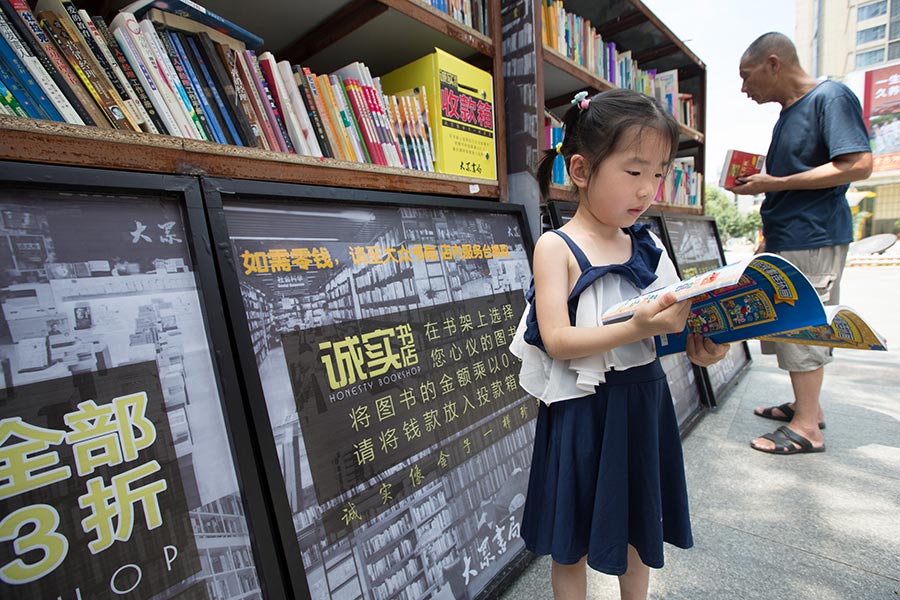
[894,219,900,234]
[703,185,761,241]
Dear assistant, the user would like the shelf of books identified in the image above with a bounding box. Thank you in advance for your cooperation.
[0,0,506,198]
[502,0,706,229]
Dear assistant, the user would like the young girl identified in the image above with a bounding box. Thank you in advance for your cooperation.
[510,89,729,600]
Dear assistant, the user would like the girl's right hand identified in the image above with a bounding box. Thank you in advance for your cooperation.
[631,292,692,337]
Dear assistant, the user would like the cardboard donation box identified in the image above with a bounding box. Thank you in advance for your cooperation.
[381,47,496,180]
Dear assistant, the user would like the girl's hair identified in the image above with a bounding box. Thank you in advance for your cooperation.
[536,88,681,198]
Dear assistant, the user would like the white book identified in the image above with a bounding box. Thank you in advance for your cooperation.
[0,10,82,124]
[258,52,308,155]
[78,10,154,132]
[110,12,181,136]
[334,61,401,167]
[277,60,321,157]
[139,19,205,140]
[126,16,196,139]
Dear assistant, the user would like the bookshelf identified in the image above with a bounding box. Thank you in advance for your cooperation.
[502,0,707,237]
[0,0,507,199]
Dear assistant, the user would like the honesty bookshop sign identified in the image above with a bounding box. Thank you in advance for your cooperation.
[223,196,534,599]
[0,184,263,599]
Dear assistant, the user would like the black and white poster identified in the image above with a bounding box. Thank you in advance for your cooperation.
[0,188,263,599]
[222,198,535,600]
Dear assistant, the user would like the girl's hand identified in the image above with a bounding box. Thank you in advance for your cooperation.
[686,333,730,366]
[631,292,692,337]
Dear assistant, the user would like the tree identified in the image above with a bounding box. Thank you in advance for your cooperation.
[703,185,742,240]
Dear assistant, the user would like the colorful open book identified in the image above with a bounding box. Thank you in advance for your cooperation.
[601,253,888,356]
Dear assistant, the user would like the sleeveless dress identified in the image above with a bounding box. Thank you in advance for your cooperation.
[512,227,693,575]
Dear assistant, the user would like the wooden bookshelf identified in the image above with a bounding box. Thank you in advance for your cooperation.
[8,0,507,199]
[0,115,500,198]
[502,0,707,222]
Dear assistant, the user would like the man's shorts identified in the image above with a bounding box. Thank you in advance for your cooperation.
[759,244,849,372]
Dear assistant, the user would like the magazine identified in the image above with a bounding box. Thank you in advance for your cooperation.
[601,253,888,356]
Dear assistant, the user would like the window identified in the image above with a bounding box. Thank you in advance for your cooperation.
[889,41,900,59]
[859,1,888,21]
[856,48,885,67]
[858,24,887,44]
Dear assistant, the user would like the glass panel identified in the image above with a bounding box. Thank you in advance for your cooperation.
[859,1,888,20]
[856,48,886,67]
[0,188,262,599]
[221,197,535,600]
[858,24,887,45]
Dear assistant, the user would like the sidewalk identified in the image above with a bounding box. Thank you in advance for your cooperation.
[499,266,900,599]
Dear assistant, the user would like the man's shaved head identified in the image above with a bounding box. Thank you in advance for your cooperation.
[742,32,800,67]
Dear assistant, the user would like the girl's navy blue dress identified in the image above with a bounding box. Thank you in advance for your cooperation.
[517,228,693,575]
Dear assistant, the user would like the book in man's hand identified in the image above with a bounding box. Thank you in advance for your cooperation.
[719,149,766,188]
[601,253,888,356]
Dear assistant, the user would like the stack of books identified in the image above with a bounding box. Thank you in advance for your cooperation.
[656,157,701,207]
[0,0,437,172]
[541,0,656,95]
[427,0,490,35]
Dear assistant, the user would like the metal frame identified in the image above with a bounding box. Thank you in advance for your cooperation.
[0,161,291,600]
[659,213,753,408]
[202,176,535,600]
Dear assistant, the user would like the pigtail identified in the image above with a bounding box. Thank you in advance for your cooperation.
[536,147,559,198]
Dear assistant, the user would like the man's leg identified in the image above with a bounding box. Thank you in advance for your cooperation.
[751,366,824,451]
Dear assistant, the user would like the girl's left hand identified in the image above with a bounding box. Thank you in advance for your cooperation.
[686,333,730,367]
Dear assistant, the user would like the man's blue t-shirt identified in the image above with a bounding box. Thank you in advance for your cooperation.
[762,80,871,252]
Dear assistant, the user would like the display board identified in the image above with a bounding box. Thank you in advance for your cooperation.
[544,201,708,429]
[205,179,536,600]
[661,214,752,405]
[0,164,280,600]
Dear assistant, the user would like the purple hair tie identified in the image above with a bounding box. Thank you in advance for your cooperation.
[571,91,590,111]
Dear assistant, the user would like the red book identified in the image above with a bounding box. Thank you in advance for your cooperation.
[719,149,766,188]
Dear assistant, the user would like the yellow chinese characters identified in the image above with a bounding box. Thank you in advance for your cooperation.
[319,325,418,390]
[242,247,335,275]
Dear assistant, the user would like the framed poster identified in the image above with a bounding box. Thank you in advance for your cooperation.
[0,162,287,600]
[204,178,537,600]
[545,203,707,432]
[661,214,753,406]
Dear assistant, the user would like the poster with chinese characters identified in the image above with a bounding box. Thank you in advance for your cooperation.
[863,63,900,173]
[222,199,535,600]
[0,189,262,599]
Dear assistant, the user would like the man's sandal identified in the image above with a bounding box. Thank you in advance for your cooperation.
[755,402,826,430]
[751,425,826,455]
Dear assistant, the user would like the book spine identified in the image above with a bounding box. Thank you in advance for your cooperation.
[0,50,44,117]
[278,59,319,157]
[293,65,332,158]
[152,22,209,139]
[0,17,60,120]
[233,48,273,150]
[317,73,353,161]
[110,17,180,135]
[215,43,266,149]
[258,52,302,154]
[128,0,264,49]
[0,8,76,122]
[344,77,384,165]
[330,73,367,163]
[196,32,256,146]
[243,49,288,152]
[82,11,153,130]
[303,66,343,160]
[141,20,203,139]
[168,29,223,143]
[58,0,137,128]
[184,33,240,144]
[399,94,426,171]
[4,0,103,126]
[387,94,411,169]
[93,15,163,133]
[0,72,29,116]
[360,77,401,167]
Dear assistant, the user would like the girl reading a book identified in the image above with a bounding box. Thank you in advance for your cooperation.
[510,89,728,600]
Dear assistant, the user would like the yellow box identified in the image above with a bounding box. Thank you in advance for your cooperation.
[381,48,496,180]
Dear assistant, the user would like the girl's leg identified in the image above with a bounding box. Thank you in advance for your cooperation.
[617,545,650,600]
[551,556,587,600]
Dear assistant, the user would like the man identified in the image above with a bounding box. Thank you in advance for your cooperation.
[729,32,872,455]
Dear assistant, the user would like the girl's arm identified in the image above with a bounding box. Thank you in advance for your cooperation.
[533,233,692,361]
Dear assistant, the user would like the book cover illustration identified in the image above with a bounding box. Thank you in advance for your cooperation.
[601,253,888,355]
[720,149,766,188]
